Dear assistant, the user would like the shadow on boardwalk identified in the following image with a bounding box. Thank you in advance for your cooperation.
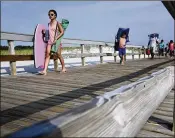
[1,59,174,128]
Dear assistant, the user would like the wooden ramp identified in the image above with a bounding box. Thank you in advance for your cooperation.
[1,58,174,137]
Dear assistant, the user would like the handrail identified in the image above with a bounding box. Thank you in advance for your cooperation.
[1,31,143,48]
[0,31,146,75]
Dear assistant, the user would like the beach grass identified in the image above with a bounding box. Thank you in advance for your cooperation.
[0,49,33,55]
[0,46,140,55]
[0,47,81,55]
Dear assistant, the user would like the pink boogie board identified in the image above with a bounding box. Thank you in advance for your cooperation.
[33,24,47,69]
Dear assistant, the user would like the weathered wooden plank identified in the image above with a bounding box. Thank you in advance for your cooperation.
[2,75,130,92]
[1,94,75,110]
[30,73,141,85]
[1,102,60,120]
[1,76,137,95]
[157,106,174,112]
[160,103,174,108]
[45,72,138,85]
[163,99,174,103]
[1,97,68,115]
[166,95,174,99]
[1,87,87,104]
[154,110,173,117]
[1,90,85,110]
[1,80,103,95]
[141,122,174,136]
[162,101,174,105]
[1,87,91,105]
[1,83,100,101]
[17,71,148,85]
[4,68,139,86]
[137,130,172,137]
[151,114,173,123]
[1,77,114,92]
[1,102,49,121]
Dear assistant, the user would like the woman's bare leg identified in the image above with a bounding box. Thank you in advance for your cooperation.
[41,45,52,74]
[57,47,66,72]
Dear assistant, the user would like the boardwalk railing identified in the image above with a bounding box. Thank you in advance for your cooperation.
[0,31,146,75]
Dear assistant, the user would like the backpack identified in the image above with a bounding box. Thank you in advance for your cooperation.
[114,37,119,51]
[146,48,150,55]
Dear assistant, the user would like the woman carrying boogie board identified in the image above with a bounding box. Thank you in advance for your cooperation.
[39,9,69,75]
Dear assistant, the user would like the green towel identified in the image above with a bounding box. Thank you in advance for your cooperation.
[51,19,69,53]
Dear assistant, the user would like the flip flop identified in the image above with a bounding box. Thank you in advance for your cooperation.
[38,72,47,75]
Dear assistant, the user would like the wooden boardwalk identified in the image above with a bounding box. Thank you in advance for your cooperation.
[136,88,174,137]
[1,58,174,137]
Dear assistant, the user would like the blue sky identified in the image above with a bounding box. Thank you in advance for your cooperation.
[1,1,174,46]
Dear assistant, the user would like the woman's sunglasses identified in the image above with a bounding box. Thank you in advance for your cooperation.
[48,13,54,17]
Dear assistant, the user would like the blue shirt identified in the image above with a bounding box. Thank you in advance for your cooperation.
[159,43,164,49]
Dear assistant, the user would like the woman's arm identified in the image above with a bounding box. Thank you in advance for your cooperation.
[55,22,64,40]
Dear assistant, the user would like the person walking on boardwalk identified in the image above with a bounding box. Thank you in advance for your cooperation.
[39,9,66,75]
[119,32,127,65]
[148,35,158,59]
[169,40,174,58]
[165,43,169,57]
[158,39,165,57]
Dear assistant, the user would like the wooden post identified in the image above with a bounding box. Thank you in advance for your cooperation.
[8,40,16,76]
[99,45,103,64]
[114,49,117,62]
[132,47,134,60]
[54,59,59,72]
[144,48,146,59]
[138,48,141,59]
[81,44,85,66]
